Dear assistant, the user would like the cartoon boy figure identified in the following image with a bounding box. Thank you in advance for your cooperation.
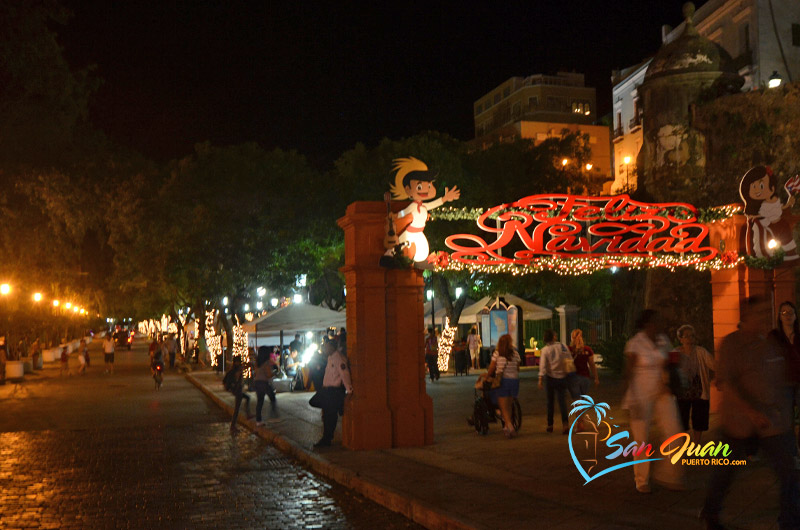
[386,157,460,263]
[739,165,799,261]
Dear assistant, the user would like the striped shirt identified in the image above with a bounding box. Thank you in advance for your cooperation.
[492,350,520,379]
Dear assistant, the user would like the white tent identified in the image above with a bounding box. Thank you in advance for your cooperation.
[459,294,553,323]
[242,303,346,337]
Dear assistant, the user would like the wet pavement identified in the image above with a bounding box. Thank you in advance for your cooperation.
[0,339,421,530]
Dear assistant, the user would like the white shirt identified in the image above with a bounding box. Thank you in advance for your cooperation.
[322,351,353,393]
[622,331,670,409]
[103,338,114,354]
[539,342,570,379]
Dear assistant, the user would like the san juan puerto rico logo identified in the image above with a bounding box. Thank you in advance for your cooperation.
[567,396,741,484]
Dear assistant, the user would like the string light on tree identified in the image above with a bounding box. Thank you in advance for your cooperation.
[437,318,457,372]
[206,310,222,367]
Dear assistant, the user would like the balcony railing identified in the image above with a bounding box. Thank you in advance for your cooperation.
[613,126,624,140]
[629,114,642,131]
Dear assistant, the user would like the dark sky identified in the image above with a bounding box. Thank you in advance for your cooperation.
[59,0,701,168]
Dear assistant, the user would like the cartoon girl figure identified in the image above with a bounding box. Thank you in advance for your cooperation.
[386,157,460,262]
[739,165,798,261]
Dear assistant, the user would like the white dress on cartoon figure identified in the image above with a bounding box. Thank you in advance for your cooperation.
[397,202,430,262]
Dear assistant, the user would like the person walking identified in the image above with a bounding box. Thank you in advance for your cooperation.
[701,296,800,529]
[103,332,115,375]
[253,346,278,425]
[60,345,71,377]
[769,301,800,462]
[224,357,251,434]
[467,327,481,370]
[487,334,521,438]
[622,309,684,494]
[165,333,178,369]
[425,327,440,382]
[569,329,599,397]
[77,339,88,375]
[673,324,715,444]
[314,337,353,448]
[538,329,575,434]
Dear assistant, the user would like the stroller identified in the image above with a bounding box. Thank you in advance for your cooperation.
[468,373,522,435]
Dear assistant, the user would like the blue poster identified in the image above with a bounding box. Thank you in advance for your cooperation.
[489,309,509,348]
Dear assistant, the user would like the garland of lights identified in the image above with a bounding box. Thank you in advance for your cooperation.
[429,204,744,223]
[432,252,744,276]
[437,318,457,372]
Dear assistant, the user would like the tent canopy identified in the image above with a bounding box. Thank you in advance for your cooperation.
[459,294,553,323]
[422,298,476,325]
[242,303,346,336]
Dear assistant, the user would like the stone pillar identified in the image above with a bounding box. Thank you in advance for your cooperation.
[386,269,434,446]
[707,214,797,411]
[338,201,433,449]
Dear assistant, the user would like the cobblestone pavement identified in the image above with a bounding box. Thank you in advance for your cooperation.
[0,340,421,530]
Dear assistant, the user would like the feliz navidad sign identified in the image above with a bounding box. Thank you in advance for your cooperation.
[380,158,800,275]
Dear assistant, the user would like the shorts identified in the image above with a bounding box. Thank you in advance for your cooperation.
[491,377,520,399]
[469,348,479,361]
[104,353,115,364]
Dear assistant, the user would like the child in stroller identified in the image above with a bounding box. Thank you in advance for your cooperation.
[467,372,522,435]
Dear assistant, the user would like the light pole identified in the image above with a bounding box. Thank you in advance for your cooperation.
[426,289,434,330]
[623,156,632,191]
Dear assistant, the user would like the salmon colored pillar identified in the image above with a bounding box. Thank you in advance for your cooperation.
[708,214,797,412]
[338,201,433,449]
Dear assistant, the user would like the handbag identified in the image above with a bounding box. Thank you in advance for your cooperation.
[560,344,576,374]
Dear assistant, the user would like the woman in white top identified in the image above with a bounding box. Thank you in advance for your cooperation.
[622,309,684,494]
[488,334,520,438]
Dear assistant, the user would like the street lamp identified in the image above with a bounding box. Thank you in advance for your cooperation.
[0,284,10,295]
[623,156,632,190]
[585,163,593,171]
[293,294,303,304]
[561,158,569,167]
[33,293,42,302]
[65,302,72,309]
[426,289,434,329]
[52,300,59,307]
[270,298,279,308]
[768,71,782,89]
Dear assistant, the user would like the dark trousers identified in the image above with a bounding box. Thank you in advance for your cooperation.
[425,354,440,381]
[231,389,250,426]
[703,432,800,529]
[169,351,175,368]
[254,380,276,422]
[546,375,569,426]
[320,386,346,443]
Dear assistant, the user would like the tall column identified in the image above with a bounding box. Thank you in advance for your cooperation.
[707,214,797,411]
[338,201,433,449]
[338,202,393,450]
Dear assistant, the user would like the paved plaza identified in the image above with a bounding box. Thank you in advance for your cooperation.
[0,340,421,530]
[1,338,795,529]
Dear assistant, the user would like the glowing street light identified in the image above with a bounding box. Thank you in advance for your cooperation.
[256,301,263,310]
[561,158,569,167]
[65,302,72,309]
[0,284,10,295]
[222,297,228,306]
[53,300,60,307]
[768,71,782,89]
[243,303,250,311]
[293,294,303,304]
[32,292,42,302]
[585,163,593,171]
[270,298,279,308]
[72,306,79,313]
[455,287,463,298]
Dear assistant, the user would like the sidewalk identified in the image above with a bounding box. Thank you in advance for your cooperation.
[187,368,785,530]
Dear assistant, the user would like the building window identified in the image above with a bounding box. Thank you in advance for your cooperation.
[584,103,591,116]
[546,96,558,110]
[503,87,510,98]
[475,103,482,115]
[572,101,583,114]
[528,96,538,109]
[616,111,622,130]
[485,99,492,110]
[494,93,501,104]
[793,23,800,46]
[512,102,521,118]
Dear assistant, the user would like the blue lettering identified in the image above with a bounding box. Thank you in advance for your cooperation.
[606,431,630,460]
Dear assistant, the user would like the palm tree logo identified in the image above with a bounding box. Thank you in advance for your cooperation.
[568,395,610,482]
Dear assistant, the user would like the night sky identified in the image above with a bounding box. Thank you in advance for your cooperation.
[59,0,701,168]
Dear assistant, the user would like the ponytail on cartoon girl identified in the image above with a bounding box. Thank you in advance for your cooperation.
[739,165,777,216]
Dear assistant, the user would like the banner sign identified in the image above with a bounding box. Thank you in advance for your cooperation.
[444,194,718,267]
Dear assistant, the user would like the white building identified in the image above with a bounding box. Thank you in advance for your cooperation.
[610,0,800,193]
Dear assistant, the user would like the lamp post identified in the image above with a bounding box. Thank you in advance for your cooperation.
[426,289,434,329]
[623,156,632,191]
[0,284,10,360]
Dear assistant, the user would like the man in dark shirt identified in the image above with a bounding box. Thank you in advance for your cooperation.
[701,296,800,529]
[289,334,302,359]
